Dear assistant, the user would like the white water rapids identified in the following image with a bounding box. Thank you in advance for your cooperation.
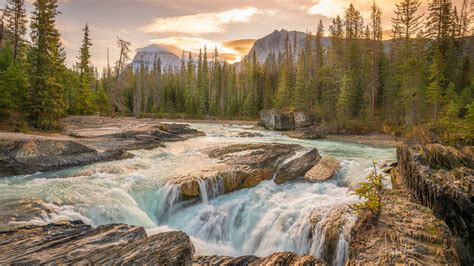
[0,123,395,265]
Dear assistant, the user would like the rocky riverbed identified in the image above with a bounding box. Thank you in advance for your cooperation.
[0,117,471,265]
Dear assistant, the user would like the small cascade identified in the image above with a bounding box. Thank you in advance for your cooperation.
[153,184,182,223]
[198,176,224,204]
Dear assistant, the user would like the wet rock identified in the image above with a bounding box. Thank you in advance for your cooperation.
[237,132,264,138]
[305,156,341,183]
[259,109,295,131]
[284,126,327,140]
[0,221,194,265]
[309,207,355,265]
[348,176,459,265]
[194,252,325,266]
[171,143,317,199]
[274,149,321,184]
[0,139,132,177]
[293,111,314,128]
[397,144,473,265]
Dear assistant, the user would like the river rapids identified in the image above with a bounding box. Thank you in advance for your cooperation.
[0,123,395,265]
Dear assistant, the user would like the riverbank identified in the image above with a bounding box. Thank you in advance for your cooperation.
[1,116,403,148]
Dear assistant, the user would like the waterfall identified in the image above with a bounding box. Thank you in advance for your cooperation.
[198,176,224,204]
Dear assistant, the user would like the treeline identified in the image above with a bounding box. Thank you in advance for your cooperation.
[0,0,473,142]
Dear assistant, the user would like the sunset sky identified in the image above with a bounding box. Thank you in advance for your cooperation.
[1,0,467,69]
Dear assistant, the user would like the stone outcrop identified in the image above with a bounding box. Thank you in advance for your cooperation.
[0,139,132,177]
[274,149,321,184]
[397,144,473,265]
[259,109,295,130]
[305,156,341,183]
[293,111,314,128]
[171,143,310,199]
[284,126,327,140]
[0,118,205,178]
[348,172,459,265]
[259,109,315,131]
[0,221,194,265]
[194,252,325,266]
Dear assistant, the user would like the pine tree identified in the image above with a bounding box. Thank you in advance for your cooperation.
[274,66,289,109]
[28,0,66,130]
[337,75,351,120]
[94,83,110,116]
[0,8,5,49]
[111,37,131,113]
[392,0,424,40]
[292,52,305,110]
[369,2,384,117]
[184,52,194,114]
[74,24,96,115]
[426,50,446,127]
[4,0,28,62]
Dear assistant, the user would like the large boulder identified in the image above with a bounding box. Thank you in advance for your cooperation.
[397,144,473,265]
[0,139,132,177]
[171,143,304,199]
[259,109,295,130]
[293,111,313,128]
[0,221,194,265]
[274,149,322,184]
[305,156,341,182]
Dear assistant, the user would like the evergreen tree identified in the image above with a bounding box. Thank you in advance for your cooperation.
[4,0,28,62]
[392,0,424,40]
[292,51,305,110]
[426,50,446,127]
[337,75,351,120]
[74,24,96,115]
[28,0,66,130]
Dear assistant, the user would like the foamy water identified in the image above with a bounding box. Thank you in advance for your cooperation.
[0,123,395,265]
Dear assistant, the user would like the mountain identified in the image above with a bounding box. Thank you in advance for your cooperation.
[246,29,331,64]
[131,44,181,71]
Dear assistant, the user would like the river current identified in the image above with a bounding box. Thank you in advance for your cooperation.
[0,123,395,265]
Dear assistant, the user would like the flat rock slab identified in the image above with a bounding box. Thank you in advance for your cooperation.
[194,252,325,266]
[0,139,132,177]
[305,156,341,182]
[0,221,194,265]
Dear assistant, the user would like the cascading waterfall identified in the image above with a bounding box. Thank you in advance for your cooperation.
[197,176,224,204]
[0,123,396,266]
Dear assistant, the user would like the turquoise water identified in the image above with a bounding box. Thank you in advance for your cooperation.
[0,123,396,265]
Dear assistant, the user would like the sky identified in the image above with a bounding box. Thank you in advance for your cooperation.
[0,0,468,70]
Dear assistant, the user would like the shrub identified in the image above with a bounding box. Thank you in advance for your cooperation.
[352,163,383,217]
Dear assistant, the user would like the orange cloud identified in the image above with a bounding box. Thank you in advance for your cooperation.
[142,7,264,35]
[222,39,256,55]
[150,37,250,63]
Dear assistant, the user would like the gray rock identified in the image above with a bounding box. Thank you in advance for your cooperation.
[305,156,340,182]
[0,221,194,265]
[259,109,295,131]
[293,111,313,128]
[274,149,322,184]
[0,139,132,177]
[397,144,474,265]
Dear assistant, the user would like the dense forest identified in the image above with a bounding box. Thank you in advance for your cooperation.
[0,0,473,143]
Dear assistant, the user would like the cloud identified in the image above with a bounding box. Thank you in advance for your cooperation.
[307,0,346,18]
[141,7,264,35]
[150,37,253,62]
[222,39,255,54]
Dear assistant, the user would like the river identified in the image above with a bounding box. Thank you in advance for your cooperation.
[0,123,396,265]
